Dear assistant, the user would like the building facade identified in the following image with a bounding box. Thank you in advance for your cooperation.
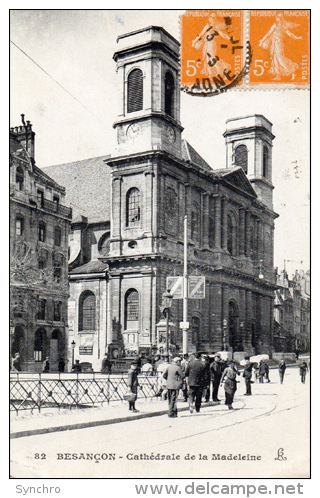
[45,26,279,370]
[10,116,72,372]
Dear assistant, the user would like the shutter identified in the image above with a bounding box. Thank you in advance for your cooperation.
[127,69,143,113]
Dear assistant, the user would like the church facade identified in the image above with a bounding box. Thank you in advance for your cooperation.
[45,26,278,369]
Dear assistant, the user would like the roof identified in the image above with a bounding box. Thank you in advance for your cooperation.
[69,260,109,275]
[43,155,111,223]
[181,140,214,174]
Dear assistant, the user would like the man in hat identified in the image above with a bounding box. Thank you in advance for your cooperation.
[210,353,224,402]
[181,354,189,401]
[155,352,170,399]
[185,351,206,413]
[127,360,139,412]
[243,356,253,395]
[162,357,184,417]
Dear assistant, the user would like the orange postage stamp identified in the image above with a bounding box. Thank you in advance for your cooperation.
[180,10,245,95]
[249,10,310,85]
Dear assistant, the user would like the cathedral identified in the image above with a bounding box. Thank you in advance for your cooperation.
[44,26,278,370]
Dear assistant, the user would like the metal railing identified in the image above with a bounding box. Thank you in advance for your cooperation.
[10,372,162,415]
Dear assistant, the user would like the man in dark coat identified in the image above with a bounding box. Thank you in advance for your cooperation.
[243,356,253,395]
[101,354,112,374]
[185,351,206,413]
[162,357,184,417]
[278,358,286,384]
[127,360,139,412]
[202,355,211,402]
[299,361,308,384]
[42,356,50,373]
[210,354,224,401]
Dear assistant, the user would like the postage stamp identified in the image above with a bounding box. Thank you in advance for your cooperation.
[180,9,310,93]
[249,10,310,85]
[180,10,246,95]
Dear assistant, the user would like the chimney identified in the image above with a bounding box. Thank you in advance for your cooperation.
[10,114,36,164]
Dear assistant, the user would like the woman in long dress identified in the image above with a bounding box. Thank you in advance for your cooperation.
[220,360,239,410]
[192,13,232,78]
[259,13,302,81]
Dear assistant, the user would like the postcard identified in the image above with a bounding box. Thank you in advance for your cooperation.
[10,9,310,484]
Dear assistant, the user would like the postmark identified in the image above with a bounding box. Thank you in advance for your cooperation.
[249,10,310,86]
[180,10,247,95]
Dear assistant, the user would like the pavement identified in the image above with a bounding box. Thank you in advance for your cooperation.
[10,364,303,440]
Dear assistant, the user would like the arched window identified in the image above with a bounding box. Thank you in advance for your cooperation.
[125,289,139,329]
[263,146,269,178]
[16,166,24,190]
[79,291,96,331]
[127,68,143,113]
[191,202,199,242]
[15,216,24,236]
[234,145,248,174]
[126,188,141,227]
[98,232,110,256]
[38,222,46,242]
[191,317,200,346]
[165,71,175,117]
[34,328,46,362]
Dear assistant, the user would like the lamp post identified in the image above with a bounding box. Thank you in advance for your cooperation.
[162,290,173,354]
[71,340,76,369]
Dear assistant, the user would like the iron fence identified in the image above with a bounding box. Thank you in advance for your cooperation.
[10,372,161,414]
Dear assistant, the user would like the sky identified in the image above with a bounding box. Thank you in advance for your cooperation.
[9,9,310,278]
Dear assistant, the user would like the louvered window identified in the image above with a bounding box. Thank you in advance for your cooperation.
[263,146,269,178]
[165,71,175,117]
[127,69,143,113]
[234,145,248,174]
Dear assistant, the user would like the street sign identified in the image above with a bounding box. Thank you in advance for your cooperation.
[179,321,190,329]
[166,276,184,299]
[188,276,205,299]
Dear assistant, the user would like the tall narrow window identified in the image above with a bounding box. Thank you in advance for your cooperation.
[15,217,24,236]
[16,166,24,190]
[79,291,96,331]
[37,299,46,320]
[54,227,62,246]
[127,68,143,113]
[165,71,175,117]
[53,195,59,212]
[263,146,269,178]
[38,222,46,242]
[227,215,234,255]
[126,188,141,227]
[125,289,139,329]
[54,301,62,321]
[37,190,44,207]
[234,145,248,173]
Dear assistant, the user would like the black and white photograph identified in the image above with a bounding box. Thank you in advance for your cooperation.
[9,8,311,486]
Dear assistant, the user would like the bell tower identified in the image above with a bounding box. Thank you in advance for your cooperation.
[224,115,275,210]
[113,26,183,158]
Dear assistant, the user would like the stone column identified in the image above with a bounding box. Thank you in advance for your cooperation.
[221,197,228,251]
[202,192,209,247]
[245,210,251,257]
[239,207,245,255]
[214,196,221,249]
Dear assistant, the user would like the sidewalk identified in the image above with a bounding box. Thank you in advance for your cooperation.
[10,397,192,439]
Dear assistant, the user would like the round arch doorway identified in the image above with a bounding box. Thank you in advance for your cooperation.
[11,325,25,370]
[50,329,64,372]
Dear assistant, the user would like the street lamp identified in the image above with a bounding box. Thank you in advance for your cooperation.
[258,260,264,280]
[162,290,173,354]
[71,340,76,368]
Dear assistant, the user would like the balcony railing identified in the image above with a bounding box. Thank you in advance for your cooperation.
[42,199,72,219]
[10,372,161,414]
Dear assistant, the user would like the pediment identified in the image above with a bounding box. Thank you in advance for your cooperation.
[219,167,257,198]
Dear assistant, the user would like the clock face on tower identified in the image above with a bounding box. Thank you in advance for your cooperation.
[165,125,176,143]
[127,123,141,140]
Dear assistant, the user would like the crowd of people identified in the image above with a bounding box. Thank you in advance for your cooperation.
[124,351,310,417]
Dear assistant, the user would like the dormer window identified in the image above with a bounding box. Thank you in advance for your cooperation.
[127,68,143,113]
